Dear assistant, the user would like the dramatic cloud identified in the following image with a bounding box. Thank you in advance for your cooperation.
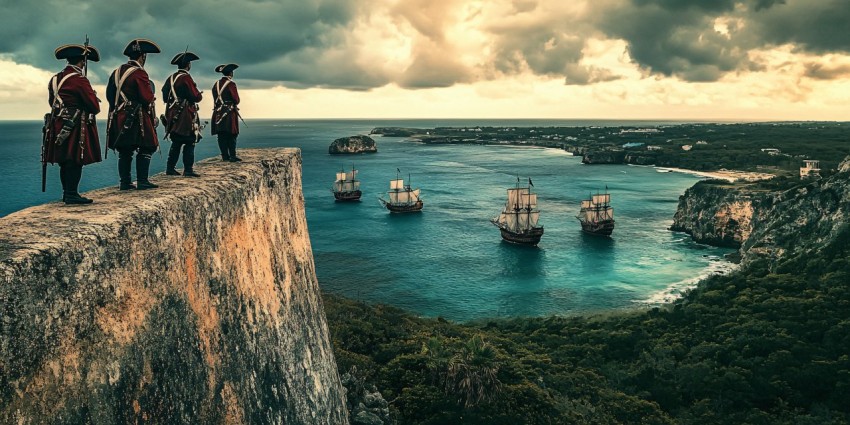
[0,0,848,97]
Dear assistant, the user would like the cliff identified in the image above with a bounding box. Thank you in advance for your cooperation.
[670,182,762,248]
[329,135,378,154]
[0,149,349,424]
[672,157,850,265]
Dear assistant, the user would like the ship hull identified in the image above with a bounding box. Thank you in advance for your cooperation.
[579,219,615,236]
[381,199,424,213]
[333,190,362,201]
[498,227,544,246]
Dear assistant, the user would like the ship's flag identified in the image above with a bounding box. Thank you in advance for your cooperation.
[529,177,534,187]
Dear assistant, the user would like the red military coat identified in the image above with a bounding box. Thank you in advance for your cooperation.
[211,77,240,136]
[106,60,159,151]
[162,70,203,140]
[44,65,102,165]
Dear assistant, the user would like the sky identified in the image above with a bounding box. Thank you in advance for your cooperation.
[1,0,849,121]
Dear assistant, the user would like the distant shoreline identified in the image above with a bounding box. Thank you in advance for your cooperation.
[654,166,774,182]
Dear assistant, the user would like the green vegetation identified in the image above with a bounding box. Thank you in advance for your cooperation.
[374,122,850,174]
[325,237,850,424]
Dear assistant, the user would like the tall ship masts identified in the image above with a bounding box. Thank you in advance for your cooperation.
[331,165,362,201]
[577,188,615,236]
[379,169,424,213]
[491,177,544,246]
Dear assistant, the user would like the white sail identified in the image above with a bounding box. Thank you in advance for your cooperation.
[503,212,518,231]
[390,179,404,190]
[581,200,594,209]
[346,170,358,181]
[506,188,529,209]
[584,210,596,222]
[333,182,343,191]
[529,211,540,227]
[409,188,420,202]
[388,191,399,204]
[604,208,614,221]
[340,181,354,191]
[352,181,361,190]
[592,194,610,205]
[516,211,529,230]
[522,193,538,209]
[335,172,346,181]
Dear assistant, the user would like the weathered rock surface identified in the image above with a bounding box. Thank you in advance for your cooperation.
[0,148,349,424]
[670,182,760,248]
[672,156,850,267]
[329,135,378,154]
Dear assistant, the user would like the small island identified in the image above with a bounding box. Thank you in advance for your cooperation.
[328,135,378,154]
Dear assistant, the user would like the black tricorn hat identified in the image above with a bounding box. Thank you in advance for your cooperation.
[54,44,101,62]
[215,63,239,74]
[171,51,200,66]
[122,38,161,57]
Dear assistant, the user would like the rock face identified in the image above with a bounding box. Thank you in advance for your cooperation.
[329,135,378,154]
[670,182,760,248]
[0,149,349,424]
[672,156,850,266]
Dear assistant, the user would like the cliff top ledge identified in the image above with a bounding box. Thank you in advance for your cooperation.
[0,147,348,423]
[0,148,299,263]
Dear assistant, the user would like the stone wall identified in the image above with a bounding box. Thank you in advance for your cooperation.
[0,148,348,424]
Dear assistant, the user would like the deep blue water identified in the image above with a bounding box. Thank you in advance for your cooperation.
[0,119,731,321]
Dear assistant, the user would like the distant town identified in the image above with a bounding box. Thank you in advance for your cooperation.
[371,122,849,177]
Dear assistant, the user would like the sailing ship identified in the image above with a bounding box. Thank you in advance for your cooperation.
[577,188,615,236]
[491,178,544,245]
[331,166,362,201]
[379,169,423,213]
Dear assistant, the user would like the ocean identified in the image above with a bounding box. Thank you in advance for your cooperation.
[0,119,732,321]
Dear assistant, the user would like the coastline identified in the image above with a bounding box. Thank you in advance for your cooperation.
[654,166,775,182]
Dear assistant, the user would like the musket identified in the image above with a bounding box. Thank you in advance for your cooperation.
[41,113,49,192]
[82,35,89,77]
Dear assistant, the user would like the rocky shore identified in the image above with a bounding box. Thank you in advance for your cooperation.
[671,156,850,267]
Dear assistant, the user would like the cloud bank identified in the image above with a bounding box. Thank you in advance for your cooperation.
[0,0,848,90]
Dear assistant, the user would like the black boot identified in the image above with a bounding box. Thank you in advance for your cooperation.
[166,142,181,175]
[118,150,135,190]
[182,143,199,176]
[59,164,69,201]
[218,136,230,161]
[64,164,92,204]
[136,153,159,190]
[228,137,242,161]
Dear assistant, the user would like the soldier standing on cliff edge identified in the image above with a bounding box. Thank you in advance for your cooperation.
[106,39,161,190]
[162,51,203,177]
[211,63,242,162]
[43,42,102,204]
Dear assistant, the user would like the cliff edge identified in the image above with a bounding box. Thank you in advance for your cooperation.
[0,149,348,424]
[672,157,850,266]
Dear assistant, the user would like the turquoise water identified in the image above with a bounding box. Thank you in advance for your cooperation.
[0,119,731,321]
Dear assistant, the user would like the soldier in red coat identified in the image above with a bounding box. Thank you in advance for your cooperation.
[162,51,203,177]
[44,43,102,204]
[211,64,242,162]
[106,39,161,190]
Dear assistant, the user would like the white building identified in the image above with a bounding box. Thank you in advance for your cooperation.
[800,160,821,178]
